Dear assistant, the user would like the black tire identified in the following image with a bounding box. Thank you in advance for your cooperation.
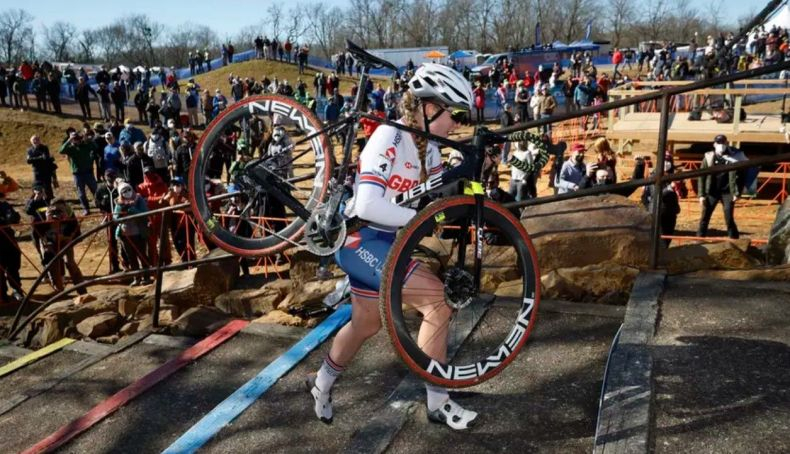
[188,95,332,257]
[380,195,540,388]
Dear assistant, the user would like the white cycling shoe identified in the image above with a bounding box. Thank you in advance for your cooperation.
[427,398,478,430]
[306,375,333,424]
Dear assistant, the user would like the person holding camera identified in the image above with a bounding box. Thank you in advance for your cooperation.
[556,143,595,193]
[40,198,86,293]
[26,135,59,200]
[0,191,24,304]
[114,182,151,286]
[96,169,123,273]
[59,131,98,216]
[25,184,52,283]
[697,135,748,239]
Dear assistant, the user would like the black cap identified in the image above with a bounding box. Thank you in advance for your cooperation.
[714,134,728,144]
[143,166,155,173]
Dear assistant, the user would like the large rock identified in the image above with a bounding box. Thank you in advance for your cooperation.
[766,198,790,265]
[252,310,305,326]
[540,264,640,304]
[24,315,64,348]
[170,306,232,337]
[213,280,293,317]
[161,249,239,309]
[77,312,123,338]
[661,240,759,275]
[20,288,134,347]
[520,194,652,273]
[277,279,339,313]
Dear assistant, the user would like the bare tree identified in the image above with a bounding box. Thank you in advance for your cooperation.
[94,24,126,66]
[637,0,672,41]
[126,14,164,66]
[608,0,633,47]
[268,4,284,39]
[76,29,98,63]
[166,23,219,69]
[44,21,77,61]
[306,4,345,59]
[284,4,312,42]
[0,8,34,64]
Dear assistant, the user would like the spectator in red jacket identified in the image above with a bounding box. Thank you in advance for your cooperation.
[136,166,171,266]
[522,72,533,91]
[508,70,518,87]
[19,61,34,97]
[612,48,624,80]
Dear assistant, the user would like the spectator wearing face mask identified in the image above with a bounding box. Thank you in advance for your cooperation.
[103,132,122,174]
[114,182,151,286]
[119,119,147,147]
[697,135,748,239]
[641,153,684,247]
[137,166,171,267]
[144,128,172,183]
[556,143,595,193]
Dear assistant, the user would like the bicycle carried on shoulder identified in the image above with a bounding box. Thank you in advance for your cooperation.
[188,40,542,388]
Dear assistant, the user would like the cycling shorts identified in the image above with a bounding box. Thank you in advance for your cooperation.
[334,226,418,300]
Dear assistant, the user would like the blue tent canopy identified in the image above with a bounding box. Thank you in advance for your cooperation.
[450,50,475,59]
[551,41,568,49]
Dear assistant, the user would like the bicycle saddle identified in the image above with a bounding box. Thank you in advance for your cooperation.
[345,40,398,72]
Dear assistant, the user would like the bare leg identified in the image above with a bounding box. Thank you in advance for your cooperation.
[402,265,451,363]
[327,294,381,366]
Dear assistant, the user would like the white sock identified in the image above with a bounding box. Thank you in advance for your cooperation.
[315,355,344,393]
[425,384,449,411]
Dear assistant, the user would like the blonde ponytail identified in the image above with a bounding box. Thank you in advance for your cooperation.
[400,90,429,181]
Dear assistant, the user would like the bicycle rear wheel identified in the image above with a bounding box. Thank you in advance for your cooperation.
[379,195,540,388]
[188,95,332,257]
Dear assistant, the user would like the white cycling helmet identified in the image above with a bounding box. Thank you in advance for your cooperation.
[408,63,473,111]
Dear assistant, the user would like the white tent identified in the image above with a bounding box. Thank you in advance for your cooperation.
[747,4,790,48]
[109,65,130,74]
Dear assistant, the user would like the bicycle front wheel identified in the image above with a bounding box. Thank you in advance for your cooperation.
[188,95,332,257]
[380,195,540,388]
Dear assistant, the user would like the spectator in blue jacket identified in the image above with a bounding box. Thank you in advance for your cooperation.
[118,119,146,147]
[573,77,595,109]
[556,143,597,194]
[212,89,228,117]
[103,132,122,174]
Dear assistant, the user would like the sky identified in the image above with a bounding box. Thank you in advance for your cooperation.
[19,0,763,43]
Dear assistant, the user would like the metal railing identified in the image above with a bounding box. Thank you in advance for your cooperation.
[481,59,790,268]
[7,60,790,342]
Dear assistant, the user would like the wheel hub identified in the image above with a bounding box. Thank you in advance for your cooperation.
[444,267,476,309]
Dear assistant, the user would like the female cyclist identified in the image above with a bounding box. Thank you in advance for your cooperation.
[307,64,479,430]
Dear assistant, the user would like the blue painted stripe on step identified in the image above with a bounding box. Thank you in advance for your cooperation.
[162,304,352,454]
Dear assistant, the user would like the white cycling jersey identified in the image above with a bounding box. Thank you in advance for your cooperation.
[343,121,443,230]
